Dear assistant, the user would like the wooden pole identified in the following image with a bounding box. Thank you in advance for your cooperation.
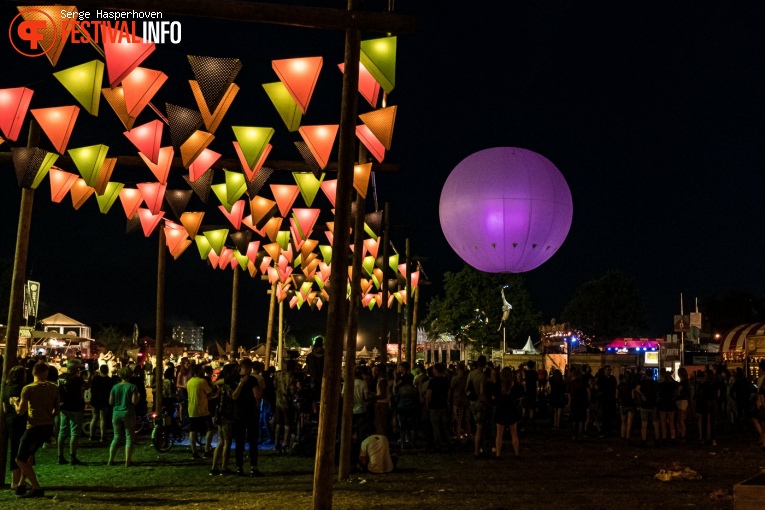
[264,283,276,368]
[404,238,412,364]
[411,285,420,365]
[379,202,390,363]
[0,120,39,485]
[313,0,360,506]
[339,188,367,480]
[277,299,284,369]
[154,227,166,414]
[229,267,240,354]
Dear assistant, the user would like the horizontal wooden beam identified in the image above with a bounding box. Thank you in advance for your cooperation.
[14,0,417,34]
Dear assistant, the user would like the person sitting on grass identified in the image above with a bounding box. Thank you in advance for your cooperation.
[108,366,140,467]
[359,424,396,474]
[14,361,60,498]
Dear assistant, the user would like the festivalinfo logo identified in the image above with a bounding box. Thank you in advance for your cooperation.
[9,7,182,57]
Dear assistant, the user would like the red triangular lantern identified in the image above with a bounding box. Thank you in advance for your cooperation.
[356,124,385,163]
[31,105,79,154]
[188,148,221,182]
[70,178,94,210]
[118,187,143,219]
[137,208,165,237]
[320,179,337,207]
[124,120,163,164]
[101,24,155,87]
[0,87,34,142]
[49,167,78,203]
[292,208,321,239]
[270,184,300,217]
[122,67,167,118]
[272,57,323,115]
[137,182,166,215]
[219,200,245,230]
[338,62,380,108]
[139,146,174,185]
[298,125,338,170]
[234,142,271,182]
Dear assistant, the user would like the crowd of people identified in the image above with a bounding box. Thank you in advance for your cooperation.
[2,344,765,498]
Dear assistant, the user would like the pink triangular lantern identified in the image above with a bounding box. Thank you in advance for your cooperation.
[270,184,300,217]
[137,208,164,237]
[234,141,271,182]
[260,256,273,275]
[320,179,337,207]
[137,182,166,215]
[49,167,78,203]
[289,296,298,309]
[325,230,334,245]
[268,266,279,285]
[31,106,79,154]
[0,87,34,142]
[118,187,143,219]
[122,67,167,118]
[356,124,385,163]
[298,125,338,170]
[338,62,380,108]
[164,226,188,254]
[363,238,379,259]
[292,208,320,239]
[398,263,407,277]
[101,24,156,87]
[272,57,323,114]
[124,120,163,164]
[139,146,174,185]
[208,251,220,269]
[188,148,221,182]
[219,200,245,230]
[218,248,234,270]
[246,241,260,263]
[411,270,420,289]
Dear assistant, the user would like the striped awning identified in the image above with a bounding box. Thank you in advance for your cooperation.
[720,323,765,352]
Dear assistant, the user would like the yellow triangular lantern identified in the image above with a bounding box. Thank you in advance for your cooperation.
[68,144,109,188]
[195,235,213,260]
[96,181,124,214]
[224,170,247,204]
[204,229,229,256]
[359,105,397,150]
[293,172,325,207]
[262,82,302,132]
[231,126,274,169]
[53,60,104,116]
[353,162,373,198]
[360,36,396,94]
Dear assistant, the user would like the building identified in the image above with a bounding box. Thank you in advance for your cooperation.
[172,326,204,351]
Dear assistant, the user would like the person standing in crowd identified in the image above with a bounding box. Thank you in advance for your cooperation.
[211,363,238,475]
[467,355,489,458]
[675,367,691,443]
[597,365,618,438]
[14,362,60,498]
[617,372,636,444]
[395,372,420,449]
[635,369,660,448]
[108,366,140,467]
[273,360,297,454]
[229,358,263,477]
[657,369,678,446]
[425,363,451,451]
[89,364,116,442]
[548,369,566,429]
[568,365,588,441]
[522,360,538,431]
[352,367,370,437]
[186,364,215,459]
[495,367,522,458]
[3,366,28,493]
[176,358,192,421]
[371,364,390,436]
[58,359,87,465]
[305,337,325,415]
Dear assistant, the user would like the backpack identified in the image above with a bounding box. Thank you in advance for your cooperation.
[217,383,235,421]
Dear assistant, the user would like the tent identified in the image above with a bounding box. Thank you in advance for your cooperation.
[720,323,765,355]
[357,346,371,359]
[40,313,91,339]
[513,336,540,355]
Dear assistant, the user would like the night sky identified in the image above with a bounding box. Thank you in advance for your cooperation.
[1,2,764,346]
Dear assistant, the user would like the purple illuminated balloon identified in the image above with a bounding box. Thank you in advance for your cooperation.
[439,147,573,273]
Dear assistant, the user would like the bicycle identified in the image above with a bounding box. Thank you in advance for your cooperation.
[151,402,185,452]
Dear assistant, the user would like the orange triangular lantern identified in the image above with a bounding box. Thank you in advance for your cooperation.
[298,125,338,170]
[94,158,117,195]
[250,196,278,227]
[363,238,379,259]
[48,167,78,203]
[101,24,156,87]
[137,182,166,215]
[234,142,271,182]
[338,62,380,108]
[164,226,188,254]
[101,87,136,130]
[118,187,143,219]
[359,105,396,150]
[292,208,320,239]
[137,208,165,237]
[139,146,174,185]
[31,106,79,154]
[191,80,239,134]
[18,6,72,66]
[270,184,300,217]
[180,211,204,239]
[122,67,167,117]
[0,87,34,142]
[124,120,163,164]
[353,162,373,198]
[171,239,193,260]
[181,130,214,167]
[272,57,323,115]
[188,148,221,182]
[356,125,385,163]
[320,179,337,207]
[220,200,245,230]
[70,178,94,210]
[263,242,281,263]
[263,217,283,242]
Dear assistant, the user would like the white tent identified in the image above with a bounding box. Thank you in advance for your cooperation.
[513,336,540,355]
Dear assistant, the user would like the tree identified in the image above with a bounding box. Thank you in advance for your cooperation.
[423,264,541,354]
[561,271,648,341]
[94,324,130,357]
[699,290,765,334]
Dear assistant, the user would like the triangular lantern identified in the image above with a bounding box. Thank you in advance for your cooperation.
[360,36,396,94]
[263,217,283,243]
[101,87,135,130]
[272,57,323,114]
[137,208,164,236]
[180,130,214,168]
[356,124,386,163]
[139,146,174,184]
[195,235,213,260]
[68,144,108,188]
[188,148,221,182]
[224,170,247,204]
[164,225,188,254]
[292,208,321,239]
[338,62,380,108]
[293,172,325,207]
[49,167,78,203]
[187,56,242,111]
[101,23,155,87]
[93,158,117,195]
[137,181,167,215]
[0,87,34,142]
[164,189,193,219]
[250,196,278,228]
[298,125,338,170]
[219,200,245,230]
[118,187,143,219]
[234,141,271,182]
[320,179,337,207]
[96,181,124,214]
[180,211,204,239]
[166,103,203,147]
[31,106,79,154]
[270,184,300,217]
[171,239,193,260]
[70,178,94,210]
[122,67,167,118]
[353,162,373,198]
[293,141,324,179]
[204,229,229,256]
[124,120,163,164]
[190,79,239,134]
[231,126,274,169]
[245,166,273,198]
[230,231,252,255]
[262,82,302,132]
[53,60,104,116]
[183,169,213,203]
[11,147,57,189]
[18,6,72,66]
[359,105,397,150]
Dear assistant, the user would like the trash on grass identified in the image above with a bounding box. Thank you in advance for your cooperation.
[654,467,701,482]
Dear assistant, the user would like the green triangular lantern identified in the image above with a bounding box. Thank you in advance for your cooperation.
[11,147,58,189]
[293,254,302,268]
[319,245,332,265]
[231,126,274,169]
[234,250,250,270]
[293,172,325,207]
[263,82,302,132]
[31,151,58,189]
[363,256,376,277]
[211,183,234,212]
[204,229,229,256]
[364,223,377,241]
[224,170,247,204]
[314,275,325,290]
[360,37,396,94]
[389,253,399,273]
[195,235,212,260]
[276,230,290,252]
[68,144,109,188]
[53,60,105,116]
[96,181,124,214]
